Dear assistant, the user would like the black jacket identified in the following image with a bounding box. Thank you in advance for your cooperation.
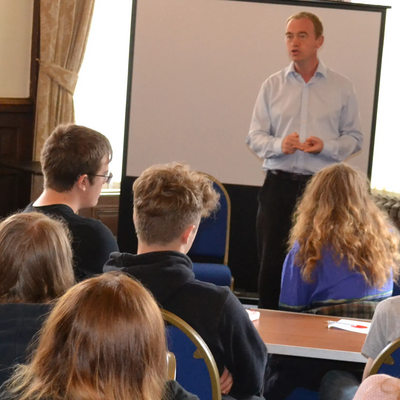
[23,203,119,280]
[0,303,51,386]
[104,251,267,399]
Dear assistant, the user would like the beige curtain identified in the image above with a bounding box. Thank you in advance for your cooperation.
[34,0,95,160]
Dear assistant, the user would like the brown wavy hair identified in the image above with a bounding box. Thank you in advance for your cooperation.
[133,162,220,245]
[41,124,112,192]
[0,212,75,303]
[5,272,167,400]
[290,163,400,286]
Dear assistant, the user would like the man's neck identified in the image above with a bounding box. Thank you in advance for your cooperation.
[33,188,81,214]
[137,240,187,255]
[294,58,319,83]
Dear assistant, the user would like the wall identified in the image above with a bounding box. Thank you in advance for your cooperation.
[0,0,39,217]
[0,0,34,98]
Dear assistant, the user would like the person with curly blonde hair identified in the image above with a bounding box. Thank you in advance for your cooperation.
[279,163,400,313]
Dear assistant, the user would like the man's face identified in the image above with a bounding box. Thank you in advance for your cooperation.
[285,18,323,65]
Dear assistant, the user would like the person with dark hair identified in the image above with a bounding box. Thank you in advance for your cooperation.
[105,163,268,400]
[24,124,119,280]
[0,212,75,386]
[1,272,197,400]
[246,11,363,309]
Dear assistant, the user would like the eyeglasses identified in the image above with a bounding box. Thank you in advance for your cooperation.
[91,172,113,185]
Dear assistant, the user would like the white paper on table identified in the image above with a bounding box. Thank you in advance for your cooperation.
[327,319,371,334]
[246,309,260,321]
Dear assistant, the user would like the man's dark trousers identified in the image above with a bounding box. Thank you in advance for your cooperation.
[257,170,312,309]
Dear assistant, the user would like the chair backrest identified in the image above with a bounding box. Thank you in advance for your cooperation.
[167,351,176,380]
[368,337,400,377]
[188,174,231,264]
[161,310,221,400]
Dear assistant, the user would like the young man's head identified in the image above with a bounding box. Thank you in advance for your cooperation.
[41,124,113,207]
[133,163,220,251]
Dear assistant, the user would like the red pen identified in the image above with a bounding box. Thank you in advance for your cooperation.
[351,325,368,329]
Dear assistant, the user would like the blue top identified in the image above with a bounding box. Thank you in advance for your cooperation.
[279,241,393,312]
[246,60,363,175]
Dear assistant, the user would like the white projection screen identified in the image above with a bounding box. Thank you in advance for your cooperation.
[123,0,387,187]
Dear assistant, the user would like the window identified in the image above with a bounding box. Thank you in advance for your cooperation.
[74,0,133,189]
[360,1,399,194]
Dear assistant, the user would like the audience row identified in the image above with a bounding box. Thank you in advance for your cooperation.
[1,123,400,400]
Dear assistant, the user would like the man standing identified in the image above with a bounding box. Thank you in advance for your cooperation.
[246,12,363,309]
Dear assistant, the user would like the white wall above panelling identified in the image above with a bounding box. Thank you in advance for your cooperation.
[0,0,34,98]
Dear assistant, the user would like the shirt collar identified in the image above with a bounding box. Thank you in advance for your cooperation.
[285,59,327,79]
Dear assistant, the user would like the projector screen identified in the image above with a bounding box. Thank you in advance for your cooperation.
[119,0,388,292]
[124,0,386,186]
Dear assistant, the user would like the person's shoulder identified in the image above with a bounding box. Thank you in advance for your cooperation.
[264,66,289,84]
[324,66,354,88]
[375,295,400,316]
[185,279,231,301]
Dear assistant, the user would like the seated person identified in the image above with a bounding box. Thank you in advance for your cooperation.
[104,163,268,400]
[279,163,400,314]
[1,272,197,400]
[320,295,400,400]
[0,212,75,386]
[24,124,119,280]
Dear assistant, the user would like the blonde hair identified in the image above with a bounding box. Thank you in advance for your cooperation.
[5,272,167,400]
[133,162,220,245]
[290,163,400,286]
[0,212,75,303]
[287,11,324,38]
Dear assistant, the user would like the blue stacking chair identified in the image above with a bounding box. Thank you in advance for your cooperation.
[368,337,400,377]
[162,310,221,400]
[188,174,233,288]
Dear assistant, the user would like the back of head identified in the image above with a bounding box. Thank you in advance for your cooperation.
[41,124,112,192]
[291,163,400,286]
[0,212,75,303]
[6,272,167,400]
[287,11,324,38]
[133,162,220,245]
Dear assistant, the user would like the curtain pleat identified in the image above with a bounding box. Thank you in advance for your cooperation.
[34,0,95,160]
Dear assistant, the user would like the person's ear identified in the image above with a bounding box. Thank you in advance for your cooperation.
[76,174,89,191]
[182,224,197,245]
[316,35,324,49]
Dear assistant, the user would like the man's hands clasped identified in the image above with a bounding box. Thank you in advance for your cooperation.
[282,132,323,155]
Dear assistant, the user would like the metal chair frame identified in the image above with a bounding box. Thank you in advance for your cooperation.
[162,309,222,400]
[369,337,400,376]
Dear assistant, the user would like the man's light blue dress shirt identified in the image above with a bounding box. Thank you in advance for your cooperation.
[246,61,363,175]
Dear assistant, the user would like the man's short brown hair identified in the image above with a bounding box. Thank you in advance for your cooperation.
[287,12,324,39]
[133,163,220,245]
[41,124,113,192]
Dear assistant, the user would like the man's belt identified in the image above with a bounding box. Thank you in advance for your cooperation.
[268,169,312,182]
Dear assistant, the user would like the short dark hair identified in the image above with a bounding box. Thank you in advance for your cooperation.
[41,124,112,192]
[287,12,324,39]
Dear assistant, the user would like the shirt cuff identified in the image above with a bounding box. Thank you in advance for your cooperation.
[320,139,335,158]
[273,138,284,155]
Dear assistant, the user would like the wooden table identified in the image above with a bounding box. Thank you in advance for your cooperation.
[253,309,368,363]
